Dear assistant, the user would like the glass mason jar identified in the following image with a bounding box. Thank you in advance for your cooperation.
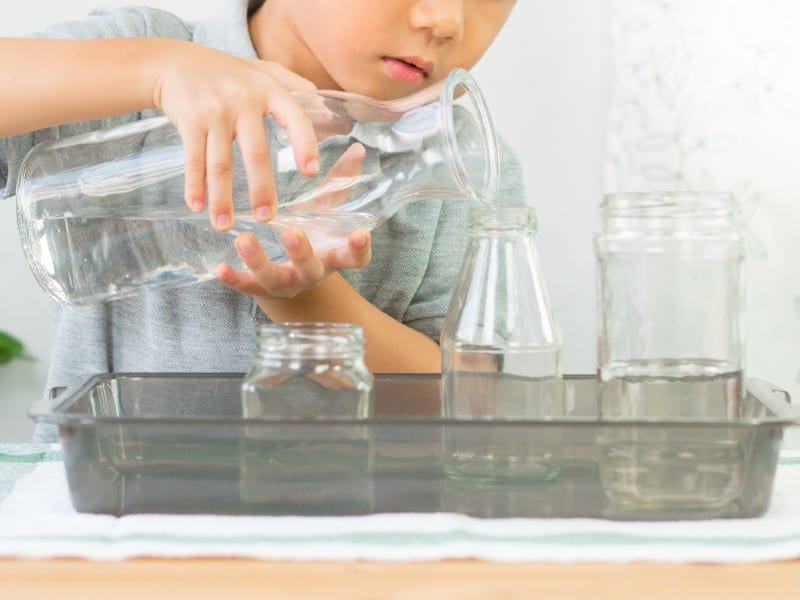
[241,322,373,418]
[240,322,373,511]
[595,192,745,418]
[440,205,564,483]
[17,69,498,305]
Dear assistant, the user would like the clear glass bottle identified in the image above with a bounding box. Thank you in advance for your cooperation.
[440,205,564,483]
[16,69,498,305]
[240,322,373,511]
[241,322,373,418]
[595,192,745,418]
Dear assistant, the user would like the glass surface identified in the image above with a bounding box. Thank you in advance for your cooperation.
[32,374,796,520]
[440,206,563,483]
[239,322,373,507]
[16,69,499,305]
[241,322,373,420]
[595,192,745,418]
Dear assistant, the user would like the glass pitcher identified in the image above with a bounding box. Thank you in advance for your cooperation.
[16,68,498,305]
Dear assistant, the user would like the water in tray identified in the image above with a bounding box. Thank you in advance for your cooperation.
[598,437,746,512]
[441,370,565,484]
[597,359,745,511]
[598,359,742,419]
[240,437,373,513]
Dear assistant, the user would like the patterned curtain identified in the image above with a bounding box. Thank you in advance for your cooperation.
[605,0,800,402]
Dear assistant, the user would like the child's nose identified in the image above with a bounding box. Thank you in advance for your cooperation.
[409,0,465,42]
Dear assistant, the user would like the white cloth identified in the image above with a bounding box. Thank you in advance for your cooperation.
[2,446,800,563]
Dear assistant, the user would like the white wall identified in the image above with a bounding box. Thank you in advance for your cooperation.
[473,1,611,377]
[0,1,611,441]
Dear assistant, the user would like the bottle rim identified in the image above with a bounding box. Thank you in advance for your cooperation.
[298,69,499,204]
[468,205,537,231]
[441,69,500,205]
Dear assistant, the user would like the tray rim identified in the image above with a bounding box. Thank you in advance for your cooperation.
[29,372,800,429]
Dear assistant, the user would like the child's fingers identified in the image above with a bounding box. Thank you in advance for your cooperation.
[205,125,234,231]
[235,112,277,222]
[233,232,292,294]
[282,228,325,284]
[323,143,366,209]
[266,88,320,178]
[180,126,207,212]
[348,229,372,266]
[324,228,372,269]
[214,263,265,297]
[329,143,366,179]
[220,228,370,300]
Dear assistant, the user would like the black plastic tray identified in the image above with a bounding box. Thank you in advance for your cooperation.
[33,373,798,519]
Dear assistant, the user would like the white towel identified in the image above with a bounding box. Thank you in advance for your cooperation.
[2,444,800,563]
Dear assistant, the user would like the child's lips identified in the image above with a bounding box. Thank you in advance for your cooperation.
[382,57,430,85]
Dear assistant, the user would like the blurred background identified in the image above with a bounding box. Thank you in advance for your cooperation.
[1,1,797,441]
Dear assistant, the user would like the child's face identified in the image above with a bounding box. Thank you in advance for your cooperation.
[254,0,517,99]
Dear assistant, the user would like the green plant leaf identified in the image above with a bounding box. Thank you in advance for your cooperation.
[0,331,33,365]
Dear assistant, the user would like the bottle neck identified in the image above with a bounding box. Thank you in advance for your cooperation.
[468,205,537,235]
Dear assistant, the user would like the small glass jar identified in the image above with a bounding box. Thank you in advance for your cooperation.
[241,322,373,419]
[595,192,745,418]
[240,322,374,511]
[440,205,563,483]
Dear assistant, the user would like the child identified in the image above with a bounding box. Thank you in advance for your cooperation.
[0,0,524,440]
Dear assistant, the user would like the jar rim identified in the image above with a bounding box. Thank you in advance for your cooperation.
[254,322,366,359]
[256,322,364,336]
[601,191,737,218]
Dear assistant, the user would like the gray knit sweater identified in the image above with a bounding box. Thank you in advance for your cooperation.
[0,0,526,441]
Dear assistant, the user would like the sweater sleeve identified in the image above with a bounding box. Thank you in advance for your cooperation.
[0,8,197,443]
[0,7,193,198]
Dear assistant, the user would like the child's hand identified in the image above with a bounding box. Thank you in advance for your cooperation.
[215,139,370,299]
[213,228,372,299]
[152,43,320,230]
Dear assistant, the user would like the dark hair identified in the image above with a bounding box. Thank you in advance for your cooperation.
[248,0,267,17]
